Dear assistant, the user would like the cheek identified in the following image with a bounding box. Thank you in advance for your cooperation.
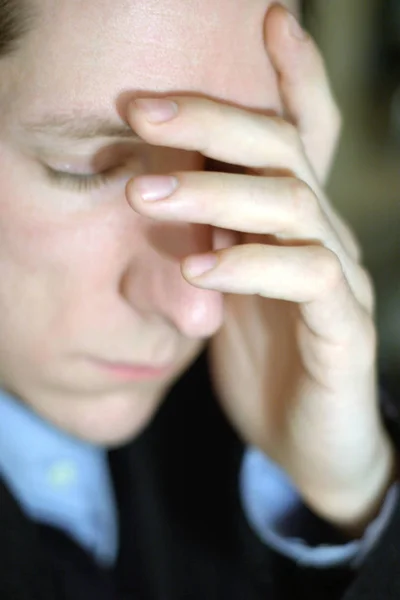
[0,203,128,302]
[0,162,123,350]
[0,142,124,280]
[0,189,100,279]
[0,146,203,274]
[0,144,204,304]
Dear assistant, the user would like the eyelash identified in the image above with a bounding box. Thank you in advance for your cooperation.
[44,165,119,192]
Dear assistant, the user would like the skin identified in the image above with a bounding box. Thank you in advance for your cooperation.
[0,0,395,533]
[0,0,296,444]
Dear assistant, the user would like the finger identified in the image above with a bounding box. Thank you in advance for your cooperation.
[324,206,362,264]
[128,96,312,180]
[127,171,369,306]
[265,4,342,183]
[128,97,360,262]
[128,171,325,235]
[264,6,360,262]
[181,244,373,343]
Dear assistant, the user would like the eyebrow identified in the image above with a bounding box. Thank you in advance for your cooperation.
[20,113,141,141]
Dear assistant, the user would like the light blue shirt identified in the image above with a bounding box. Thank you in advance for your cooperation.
[241,447,399,568]
[0,388,397,568]
[0,389,118,566]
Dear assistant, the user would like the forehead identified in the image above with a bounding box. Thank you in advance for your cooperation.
[7,0,296,125]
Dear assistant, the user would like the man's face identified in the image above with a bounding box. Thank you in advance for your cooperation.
[0,0,297,445]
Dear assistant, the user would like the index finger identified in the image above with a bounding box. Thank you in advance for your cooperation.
[264,5,361,263]
[265,4,342,184]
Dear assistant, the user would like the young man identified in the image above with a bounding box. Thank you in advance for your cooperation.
[0,1,399,598]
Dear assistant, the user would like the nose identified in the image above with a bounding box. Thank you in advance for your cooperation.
[161,269,225,338]
[121,256,225,338]
[119,221,225,338]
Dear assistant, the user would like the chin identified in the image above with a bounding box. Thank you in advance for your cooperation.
[65,352,199,446]
[66,387,166,447]
[10,342,203,447]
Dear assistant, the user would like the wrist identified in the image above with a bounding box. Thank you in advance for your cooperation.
[309,436,398,538]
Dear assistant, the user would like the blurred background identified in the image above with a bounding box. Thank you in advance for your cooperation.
[304,0,400,395]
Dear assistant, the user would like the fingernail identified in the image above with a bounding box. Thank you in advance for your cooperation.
[134,98,178,123]
[184,254,218,278]
[135,175,179,202]
[287,14,307,41]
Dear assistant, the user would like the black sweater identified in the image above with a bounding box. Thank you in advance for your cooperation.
[1,350,400,600]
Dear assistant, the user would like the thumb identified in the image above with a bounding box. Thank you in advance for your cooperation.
[264,4,342,183]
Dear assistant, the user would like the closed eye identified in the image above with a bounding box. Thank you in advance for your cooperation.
[43,164,122,192]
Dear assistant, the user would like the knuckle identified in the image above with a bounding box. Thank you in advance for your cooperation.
[271,116,300,147]
[311,248,344,295]
[289,178,320,220]
[336,217,362,262]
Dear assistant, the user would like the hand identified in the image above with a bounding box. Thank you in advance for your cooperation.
[126,5,395,532]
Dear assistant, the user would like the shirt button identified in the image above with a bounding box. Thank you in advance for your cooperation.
[47,460,77,487]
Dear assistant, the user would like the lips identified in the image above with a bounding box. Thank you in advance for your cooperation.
[100,360,168,370]
[89,358,174,381]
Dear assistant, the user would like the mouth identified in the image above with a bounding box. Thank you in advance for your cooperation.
[89,358,174,381]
